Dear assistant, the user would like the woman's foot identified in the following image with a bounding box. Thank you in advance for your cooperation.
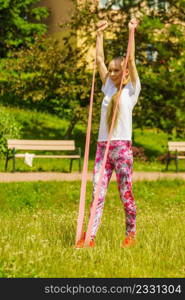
[75,232,95,248]
[121,232,136,248]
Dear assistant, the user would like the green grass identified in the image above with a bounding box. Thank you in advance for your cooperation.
[2,106,69,140]
[1,105,185,172]
[134,128,168,159]
[1,154,185,173]
[0,179,185,278]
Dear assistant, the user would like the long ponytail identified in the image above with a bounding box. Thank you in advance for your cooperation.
[106,91,120,133]
[106,57,130,132]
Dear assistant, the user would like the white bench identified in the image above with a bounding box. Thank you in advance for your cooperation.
[5,139,81,172]
[166,141,185,172]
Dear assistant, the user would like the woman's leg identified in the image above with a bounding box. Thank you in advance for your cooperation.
[90,142,114,239]
[114,141,136,237]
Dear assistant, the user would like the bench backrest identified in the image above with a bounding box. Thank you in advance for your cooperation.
[168,142,185,152]
[7,140,76,151]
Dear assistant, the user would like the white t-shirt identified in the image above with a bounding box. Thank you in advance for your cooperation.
[98,76,141,141]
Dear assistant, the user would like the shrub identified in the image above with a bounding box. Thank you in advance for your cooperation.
[132,146,148,161]
[0,107,22,156]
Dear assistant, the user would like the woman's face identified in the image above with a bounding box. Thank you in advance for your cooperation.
[108,59,129,87]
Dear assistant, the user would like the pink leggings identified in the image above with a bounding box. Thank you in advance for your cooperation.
[90,140,136,239]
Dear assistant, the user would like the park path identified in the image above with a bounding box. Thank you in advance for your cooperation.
[0,171,185,182]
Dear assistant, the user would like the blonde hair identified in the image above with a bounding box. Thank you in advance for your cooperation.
[106,57,130,132]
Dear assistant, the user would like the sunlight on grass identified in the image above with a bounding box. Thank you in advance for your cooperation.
[0,180,184,278]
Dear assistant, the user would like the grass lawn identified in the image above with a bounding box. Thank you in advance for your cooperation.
[0,179,185,278]
[1,155,185,173]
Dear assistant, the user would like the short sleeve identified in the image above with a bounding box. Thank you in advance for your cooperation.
[130,77,141,108]
[130,77,141,97]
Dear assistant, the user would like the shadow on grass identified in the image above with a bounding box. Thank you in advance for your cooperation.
[22,125,66,140]
[133,141,165,160]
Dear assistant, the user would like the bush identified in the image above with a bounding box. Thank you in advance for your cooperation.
[132,146,148,161]
[0,107,22,156]
[157,154,169,164]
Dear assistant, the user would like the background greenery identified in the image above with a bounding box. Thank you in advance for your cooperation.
[0,0,185,147]
[0,0,48,57]
[1,105,185,172]
[0,1,185,280]
[0,107,21,156]
[0,105,184,172]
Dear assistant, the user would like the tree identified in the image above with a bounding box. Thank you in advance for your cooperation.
[131,0,185,137]
[0,35,93,138]
[61,0,185,137]
[0,0,49,57]
[0,0,185,139]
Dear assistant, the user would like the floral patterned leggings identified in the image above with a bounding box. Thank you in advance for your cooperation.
[90,140,136,239]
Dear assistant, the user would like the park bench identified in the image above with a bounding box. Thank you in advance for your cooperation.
[5,139,81,173]
[165,141,185,172]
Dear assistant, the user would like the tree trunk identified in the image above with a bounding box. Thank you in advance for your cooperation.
[64,119,77,139]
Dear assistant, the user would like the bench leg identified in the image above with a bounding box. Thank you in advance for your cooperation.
[70,159,73,172]
[175,158,179,173]
[175,151,179,172]
[12,149,16,173]
[5,151,9,171]
[165,157,171,171]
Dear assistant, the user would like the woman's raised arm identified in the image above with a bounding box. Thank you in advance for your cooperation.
[96,20,108,84]
[127,18,139,89]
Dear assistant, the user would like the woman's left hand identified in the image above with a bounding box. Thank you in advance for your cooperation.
[128,18,138,30]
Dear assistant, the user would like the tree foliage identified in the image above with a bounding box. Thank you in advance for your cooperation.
[0,0,185,139]
[0,35,94,138]
[56,0,185,137]
[0,0,49,57]
[0,106,22,155]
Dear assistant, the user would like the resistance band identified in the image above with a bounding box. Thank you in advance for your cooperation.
[75,45,97,244]
[76,24,136,247]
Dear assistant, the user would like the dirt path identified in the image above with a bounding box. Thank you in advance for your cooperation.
[0,171,185,182]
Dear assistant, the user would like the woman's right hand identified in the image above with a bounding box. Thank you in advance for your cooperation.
[97,20,108,32]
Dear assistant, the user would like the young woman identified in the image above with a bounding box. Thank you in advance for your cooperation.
[77,18,141,248]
